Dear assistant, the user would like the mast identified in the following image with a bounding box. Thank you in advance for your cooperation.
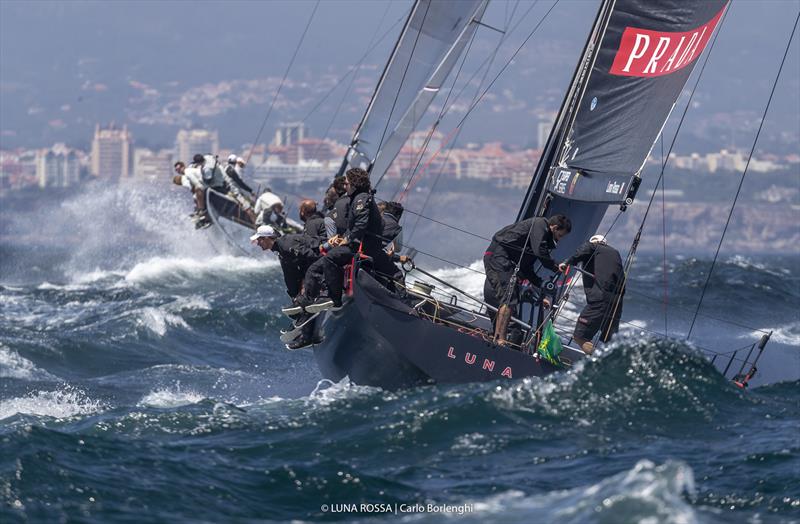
[336,0,487,179]
[516,0,615,222]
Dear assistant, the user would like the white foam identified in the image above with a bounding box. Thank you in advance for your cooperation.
[0,345,57,381]
[136,307,190,337]
[125,254,276,285]
[138,385,205,408]
[750,321,800,346]
[305,377,384,406]
[0,388,104,421]
[411,460,697,523]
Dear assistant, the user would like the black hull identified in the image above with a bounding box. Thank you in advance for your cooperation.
[312,270,580,390]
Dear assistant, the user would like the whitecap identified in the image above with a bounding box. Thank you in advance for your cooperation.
[749,321,800,346]
[403,460,697,523]
[0,388,104,421]
[0,345,57,381]
[138,384,205,408]
[124,254,276,286]
[135,307,190,337]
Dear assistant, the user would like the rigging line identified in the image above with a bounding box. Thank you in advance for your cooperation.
[617,286,771,335]
[309,2,395,162]
[244,0,320,165]
[299,9,404,124]
[393,0,536,204]
[686,10,800,340]
[600,3,732,341]
[397,0,559,198]
[383,4,484,196]
[660,134,668,336]
[401,0,524,223]
[372,0,433,172]
[413,248,486,275]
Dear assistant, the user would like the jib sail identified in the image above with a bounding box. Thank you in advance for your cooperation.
[339,0,488,179]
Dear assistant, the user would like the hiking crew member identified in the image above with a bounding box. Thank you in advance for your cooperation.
[328,176,351,236]
[287,168,396,314]
[379,201,404,256]
[483,214,572,345]
[223,154,256,224]
[559,234,625,355]
[225,154,254,194]
[251,225,321,300]
[299,199,327,243]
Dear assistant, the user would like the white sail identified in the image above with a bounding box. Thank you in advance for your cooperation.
[343,0,487,179]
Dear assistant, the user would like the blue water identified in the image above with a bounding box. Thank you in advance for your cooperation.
[1,187,798,523]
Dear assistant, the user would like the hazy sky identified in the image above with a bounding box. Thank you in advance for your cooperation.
[1,0,798,151]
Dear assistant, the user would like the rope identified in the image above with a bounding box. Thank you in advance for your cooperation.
[686,10,799,340]
[377,6,481,192]
[403,1,527,243]
[396,0,560,199]
[371,0,433,174]
[308,2,395,163]
[244,0,320,165]
[660,135,668,336]
[602,3,731,341]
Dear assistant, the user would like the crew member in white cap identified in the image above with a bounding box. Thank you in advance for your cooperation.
[559,234,625,354]
[251,225,322,301]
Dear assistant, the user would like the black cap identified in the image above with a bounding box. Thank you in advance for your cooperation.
[192,154,205,164]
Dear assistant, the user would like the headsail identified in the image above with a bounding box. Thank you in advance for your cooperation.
[519,0,729,257]
[339,0,488,179]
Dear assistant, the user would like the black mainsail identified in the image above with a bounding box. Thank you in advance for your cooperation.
[519,0,729,260]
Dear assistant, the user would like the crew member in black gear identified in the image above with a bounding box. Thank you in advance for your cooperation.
[299,199,327,243]
[290,168,397,313]
[559,234,624,355]
[328,176,351,235]
[483,214,572,345]
[378,201,404,255]
[251,225,321,299]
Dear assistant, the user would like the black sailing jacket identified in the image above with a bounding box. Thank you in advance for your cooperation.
[563,241,624,303]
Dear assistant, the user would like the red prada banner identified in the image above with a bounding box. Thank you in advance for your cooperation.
[609,5,726,77]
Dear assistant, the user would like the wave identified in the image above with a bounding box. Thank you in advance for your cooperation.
[417,460,698,524]
[0,387,104,421]
[751,320,800,346]
[138,384,205,408]
[124,254,276,287]
[0,345,57,381]
[135,307,191,337]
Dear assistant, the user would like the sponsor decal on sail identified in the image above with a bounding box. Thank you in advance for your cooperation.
[609,4,726,78]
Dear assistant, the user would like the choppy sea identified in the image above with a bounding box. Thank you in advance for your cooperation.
[1,185,798,523]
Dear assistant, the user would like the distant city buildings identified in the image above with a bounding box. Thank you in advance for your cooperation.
[0,121,796,199]
[91,124,132,180]
[272,122,307,147]
[175,129,219,163]
[662,149,783,173]
[133,148,173,180]
[36,143,81,188]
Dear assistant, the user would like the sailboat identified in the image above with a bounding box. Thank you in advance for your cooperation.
[300,0,777,389]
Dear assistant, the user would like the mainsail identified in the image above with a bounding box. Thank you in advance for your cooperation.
[339,0,488,180]
[519,0,729,259]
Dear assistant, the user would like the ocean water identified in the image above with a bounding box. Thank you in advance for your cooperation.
[1,185,798,523]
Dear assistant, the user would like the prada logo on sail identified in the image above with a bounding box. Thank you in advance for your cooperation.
[609,5,727,78]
